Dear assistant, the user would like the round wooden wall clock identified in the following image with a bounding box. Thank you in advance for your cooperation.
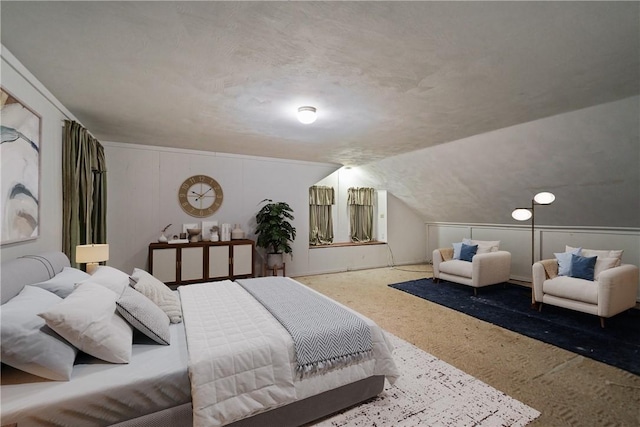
[178,175,224,218]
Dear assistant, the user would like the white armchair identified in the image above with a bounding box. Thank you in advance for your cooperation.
[533,257,639,328]
[432,241,511,295]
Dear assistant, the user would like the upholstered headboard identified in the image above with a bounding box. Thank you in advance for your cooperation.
[1,251,70,304]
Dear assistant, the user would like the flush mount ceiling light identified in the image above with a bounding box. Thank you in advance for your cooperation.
[297,106,317,124]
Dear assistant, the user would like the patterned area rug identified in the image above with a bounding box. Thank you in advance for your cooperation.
[388,279,640,375]
[315,333,540,426]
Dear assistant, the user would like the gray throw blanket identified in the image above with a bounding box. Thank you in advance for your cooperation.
[236,277,373,379]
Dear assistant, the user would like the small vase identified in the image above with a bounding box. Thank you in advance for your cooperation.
[231,224,245,240]
[158,233,168,243]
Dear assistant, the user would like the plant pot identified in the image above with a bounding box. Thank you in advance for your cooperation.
[267,253,284,268]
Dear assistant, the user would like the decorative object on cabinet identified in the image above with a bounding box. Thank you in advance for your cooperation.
[182,223,198,234]
[186,228,201,243]
[255,199,296,268]
[231,224,245,240]
[158,223,172,243]
[0,87,41,245]
[220,223,232,241]
[75,244,109,274]
[168,238,189,244]
[178,175,223,218]
[148,240,254,287]
[201,220,218,241]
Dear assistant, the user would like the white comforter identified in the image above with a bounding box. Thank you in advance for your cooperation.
[179,279,399,427]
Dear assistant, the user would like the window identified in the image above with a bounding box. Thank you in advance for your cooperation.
[347,187,375,243]
[309,186,335,245]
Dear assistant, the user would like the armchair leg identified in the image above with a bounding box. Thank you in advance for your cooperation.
[538,303,542,312]
[433,277,439,283]
[473,288,477,296]
[600,317,606,329]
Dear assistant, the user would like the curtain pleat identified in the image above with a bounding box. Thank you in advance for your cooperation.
[309,186,334,245]
[348,187,375,243]
[63,120,107,268]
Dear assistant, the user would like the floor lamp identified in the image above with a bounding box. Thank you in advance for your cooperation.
[512,192,555,306]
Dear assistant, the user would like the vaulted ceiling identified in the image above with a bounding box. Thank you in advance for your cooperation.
[2,1,639,226]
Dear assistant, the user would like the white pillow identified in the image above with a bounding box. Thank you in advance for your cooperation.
[39,282,133,363]
[566,246,623,261]
[1,286,78,380]
[594,257,621,280]
[31,267,90,298]
[463,239,500,253]
[78,265,129,295]
[117,287,170,345]
[131,268,182,324]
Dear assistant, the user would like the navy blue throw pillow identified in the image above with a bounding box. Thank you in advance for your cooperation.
[570,254,597,281]
[459,243,478,262]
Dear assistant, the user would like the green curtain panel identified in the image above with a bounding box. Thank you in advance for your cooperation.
[348,187,375,243]
[63,120,107,268]
[309,186,335,245]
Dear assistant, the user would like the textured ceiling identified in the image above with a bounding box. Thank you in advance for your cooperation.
[2,1,638,167]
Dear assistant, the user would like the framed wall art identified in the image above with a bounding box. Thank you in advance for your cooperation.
[1,88,41,245]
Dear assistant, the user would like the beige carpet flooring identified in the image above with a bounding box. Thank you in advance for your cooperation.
[293,264,640,427]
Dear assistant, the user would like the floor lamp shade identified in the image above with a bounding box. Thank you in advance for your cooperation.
[76,244,109,273]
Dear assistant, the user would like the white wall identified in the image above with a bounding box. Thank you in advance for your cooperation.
[104,142,340,276]
[427,222,640,299]
[105,143,429,277]
[0,49,72,262]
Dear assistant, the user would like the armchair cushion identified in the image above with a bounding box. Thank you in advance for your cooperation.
[594,257,620,280]
[554,247,582,276]
[566,246,623,261]
[543,275,598,305]
[570,254,597,281]
[452,242,463,259]
[463,239,500,254]
[460,244,478,262]
[439,259,473,278]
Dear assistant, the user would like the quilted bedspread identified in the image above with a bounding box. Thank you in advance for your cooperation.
[179,279,400,427]
[179,281,296,427]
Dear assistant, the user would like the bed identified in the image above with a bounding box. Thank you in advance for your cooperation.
[1,252,399,427]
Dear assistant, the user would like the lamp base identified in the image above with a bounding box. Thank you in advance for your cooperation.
[86,262,99,275]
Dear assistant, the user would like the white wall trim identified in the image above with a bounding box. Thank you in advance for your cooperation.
[428,221,640,233]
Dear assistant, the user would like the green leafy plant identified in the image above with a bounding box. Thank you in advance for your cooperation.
[255,199,296,255]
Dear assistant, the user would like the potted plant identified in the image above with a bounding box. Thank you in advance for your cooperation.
[255,199,296,268]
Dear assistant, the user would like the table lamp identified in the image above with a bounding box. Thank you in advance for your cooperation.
[75,244,109,274]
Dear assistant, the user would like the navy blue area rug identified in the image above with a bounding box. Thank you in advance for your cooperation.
[388,278,640,375]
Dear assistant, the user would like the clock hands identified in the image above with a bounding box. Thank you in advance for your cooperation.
[190,188,213,202]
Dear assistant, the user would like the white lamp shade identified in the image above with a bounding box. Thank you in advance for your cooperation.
[534,191,555,205]
[76,244,109,263]
[297,106,317,124]
[512,209,533,221]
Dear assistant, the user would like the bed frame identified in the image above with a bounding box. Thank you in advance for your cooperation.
[1,252,384,427]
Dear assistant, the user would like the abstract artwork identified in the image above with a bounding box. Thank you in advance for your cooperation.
[1,88,41,244]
